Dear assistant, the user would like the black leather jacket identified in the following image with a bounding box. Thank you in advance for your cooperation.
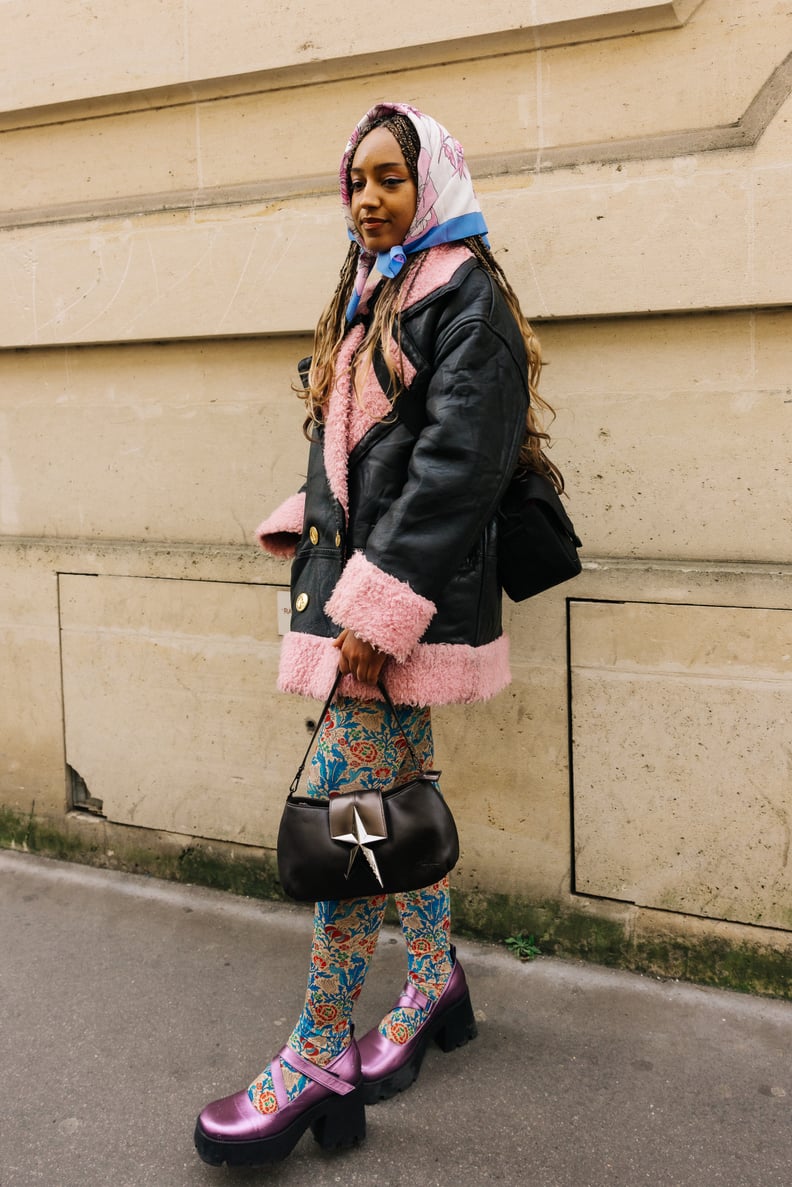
[290,257,529,650]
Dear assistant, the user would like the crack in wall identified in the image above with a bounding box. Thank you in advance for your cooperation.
[67,764,105,817]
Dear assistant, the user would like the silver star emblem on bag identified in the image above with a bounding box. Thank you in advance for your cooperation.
[329,790,388,887]
[334,806,387,886]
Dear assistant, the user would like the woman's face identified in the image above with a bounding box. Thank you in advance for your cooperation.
[349,125,418,253]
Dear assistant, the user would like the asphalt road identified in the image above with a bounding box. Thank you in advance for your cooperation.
[1,849,790,1187]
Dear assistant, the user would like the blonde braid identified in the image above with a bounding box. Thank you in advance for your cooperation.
[301,244,359,436]
[301,247,424,436]
[299,137,562,492]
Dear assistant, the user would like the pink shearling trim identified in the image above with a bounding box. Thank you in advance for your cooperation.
[277,630,511,706]
[255,491,305,558]
[324,551,436,664]
[392,341,416,388]
[347,354,392,455]
[323,324,365,513]
[400,244,474,311]
[322,247,469,518]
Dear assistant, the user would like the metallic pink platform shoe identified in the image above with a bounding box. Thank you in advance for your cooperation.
[193,1040,365,1167]
[358,948,477,1104]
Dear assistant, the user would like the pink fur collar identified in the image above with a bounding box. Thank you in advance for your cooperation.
[399,244,473,311]
[323,245,474,514]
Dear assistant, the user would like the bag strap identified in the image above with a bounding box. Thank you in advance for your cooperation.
[289,671,342,795]
[289,670,428,796]
[376,679,427,775]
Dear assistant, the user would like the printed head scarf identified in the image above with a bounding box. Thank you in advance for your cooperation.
[340,102,489,320]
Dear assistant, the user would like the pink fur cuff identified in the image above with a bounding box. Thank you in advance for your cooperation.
[255,491,305,558]
[324,551,436,663]
[277,630,512,706]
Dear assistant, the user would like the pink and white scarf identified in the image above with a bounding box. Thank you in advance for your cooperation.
[339,102,488,319]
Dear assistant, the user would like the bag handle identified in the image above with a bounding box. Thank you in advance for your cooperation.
[289,671,342,795]
[289,670,428,796]
[376,679,427,776]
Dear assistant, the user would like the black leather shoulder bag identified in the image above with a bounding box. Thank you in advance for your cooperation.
[276,673,459,902]
[496,469,583,602]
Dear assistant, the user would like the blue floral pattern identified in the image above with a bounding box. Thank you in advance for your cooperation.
[248,694,452,1114]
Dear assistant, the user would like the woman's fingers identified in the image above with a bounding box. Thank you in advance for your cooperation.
[358,650,387,685]
[335,630,387,684]
[332,629,349,650]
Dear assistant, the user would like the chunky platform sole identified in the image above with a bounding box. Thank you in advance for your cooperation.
[193,1084,366,1167]
[363,989,477,1105]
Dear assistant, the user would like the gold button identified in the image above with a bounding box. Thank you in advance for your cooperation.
[295,592,309,612]
[309,526,319,545]
[335,531,342,548]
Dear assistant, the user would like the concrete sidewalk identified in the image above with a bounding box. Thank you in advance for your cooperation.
[1,850,790,1187]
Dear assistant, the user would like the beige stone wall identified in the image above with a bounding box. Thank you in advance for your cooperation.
[2,0,791,969]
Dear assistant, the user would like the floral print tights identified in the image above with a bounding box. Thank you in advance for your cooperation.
[248,694,453,1114]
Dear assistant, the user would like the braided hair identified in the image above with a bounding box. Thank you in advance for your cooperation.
[302,116,561,491]
[347,112,420,190]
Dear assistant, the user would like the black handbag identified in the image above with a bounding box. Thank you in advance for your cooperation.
[276,674,459,902]
[497,469,583,602]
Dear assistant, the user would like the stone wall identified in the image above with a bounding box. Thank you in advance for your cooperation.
[2,0,791,991]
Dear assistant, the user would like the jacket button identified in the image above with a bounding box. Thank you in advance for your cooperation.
[335,531,342,548]
[309,526,319,545]
[294,592,309,612]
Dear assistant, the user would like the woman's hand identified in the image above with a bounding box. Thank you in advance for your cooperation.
[333,629,387,685]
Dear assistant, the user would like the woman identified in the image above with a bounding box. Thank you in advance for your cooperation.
[194,101,555,1168]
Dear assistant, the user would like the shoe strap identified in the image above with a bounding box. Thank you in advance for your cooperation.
[269,1054,289,1111]
[397,981,430,1011]
[277,1044,356,1097]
